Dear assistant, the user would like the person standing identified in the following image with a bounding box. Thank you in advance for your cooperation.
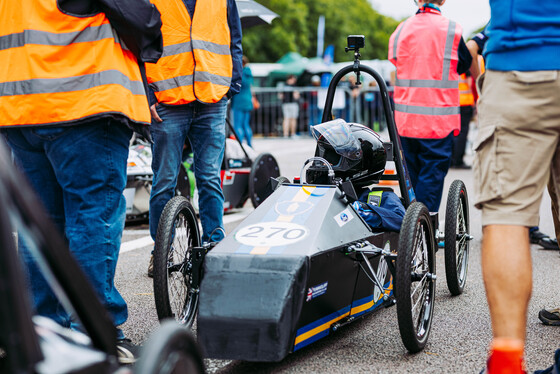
[474,1,560,372]
[145,0,242,271]
[231,55,255,147]
[0,0,163,364]
[388,0,477,213]
[281,74,300,137]
[451,71,475,169]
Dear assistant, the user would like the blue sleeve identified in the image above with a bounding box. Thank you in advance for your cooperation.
[457,38,472,75]
[228,0,243,98]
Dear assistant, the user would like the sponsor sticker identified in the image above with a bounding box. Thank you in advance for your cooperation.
[235,222,309,247]
[334,208,354,227]
[306,281,328,302]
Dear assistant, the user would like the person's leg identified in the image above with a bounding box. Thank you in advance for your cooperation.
[242,110,253,147]
[400,136,420,191]
[189,100,227,242]
[149,105,191,241]
[416,134,453,212]
[232,108,245,144]
[482,225,532,341]
[282,104,290,137]
[452,105,473,166]
[289,118,297,137]
[3,128,69,327]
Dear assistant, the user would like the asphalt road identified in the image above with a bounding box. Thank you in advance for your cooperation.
[117,134,560,373]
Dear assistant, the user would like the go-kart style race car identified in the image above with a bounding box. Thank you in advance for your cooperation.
[151,35,472,362]
[123,121,281,223]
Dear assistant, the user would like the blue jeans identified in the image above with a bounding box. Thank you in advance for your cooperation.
[150,100,227,243]
[401,133,453,212]
[233,109,252,147]
[3,120,131,333]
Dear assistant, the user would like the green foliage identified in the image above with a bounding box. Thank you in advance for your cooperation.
[241,0,401,63]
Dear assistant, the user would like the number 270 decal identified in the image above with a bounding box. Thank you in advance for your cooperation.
[235,222,309,247]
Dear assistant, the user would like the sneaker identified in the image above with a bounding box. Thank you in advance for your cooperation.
[482,338,526,374]
[530,230,559,250]
[534,348,560,374]
[147,255,154,278]
[116,338,139,365]
[539,308,560,326]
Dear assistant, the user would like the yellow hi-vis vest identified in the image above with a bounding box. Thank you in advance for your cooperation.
[146,0,232,105]
[459,74,474,107]
[0,0,151,127]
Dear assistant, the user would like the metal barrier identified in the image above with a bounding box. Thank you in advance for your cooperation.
[229,86,394,137]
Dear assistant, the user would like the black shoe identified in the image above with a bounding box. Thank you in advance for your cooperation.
[539,308,560,326]
[147,254,154,278]
[116,338,139,364]
[530,230,559,250]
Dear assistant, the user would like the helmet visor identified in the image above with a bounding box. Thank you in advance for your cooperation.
[311,120,362,160]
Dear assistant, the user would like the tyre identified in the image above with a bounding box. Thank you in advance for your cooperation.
[395,202,436,353]
[175,164,192,199]
[249,153,280,208]
[444,179,470,296]
[153,196,201,327]
[135,321,205,374]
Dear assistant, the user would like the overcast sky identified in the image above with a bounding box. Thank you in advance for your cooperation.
[369,0,490,37]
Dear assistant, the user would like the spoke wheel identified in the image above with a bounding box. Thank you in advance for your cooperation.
[135,321,205,374]
[444,179,470,296]
[153,196,201,328]
[396,202,436,353]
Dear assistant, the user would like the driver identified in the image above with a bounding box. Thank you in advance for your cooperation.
[310,119,405,231]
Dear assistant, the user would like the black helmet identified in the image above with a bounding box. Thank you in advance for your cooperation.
[311,119,386,187]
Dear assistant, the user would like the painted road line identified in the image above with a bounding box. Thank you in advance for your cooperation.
[121,236,154,253]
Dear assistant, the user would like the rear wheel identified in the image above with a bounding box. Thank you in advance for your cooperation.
[444,180,470,296]
[135,321,205,374]
[395,202,436,353]
[153,196,201,327]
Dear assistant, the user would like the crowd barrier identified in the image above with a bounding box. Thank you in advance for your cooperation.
[228,86,394,137]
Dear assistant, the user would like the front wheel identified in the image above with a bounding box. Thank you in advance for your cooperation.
[153,196,201,328]
[135,321,205,374]
[395,202,436,353]
[444,180,470,296]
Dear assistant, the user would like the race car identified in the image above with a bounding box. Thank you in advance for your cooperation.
[151,36,471,362]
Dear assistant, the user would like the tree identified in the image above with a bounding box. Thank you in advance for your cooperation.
[241,0,400,63]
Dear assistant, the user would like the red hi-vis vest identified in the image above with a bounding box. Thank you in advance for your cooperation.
[388,10,462,139]
[0,0,151,127]
[146,0,232,105]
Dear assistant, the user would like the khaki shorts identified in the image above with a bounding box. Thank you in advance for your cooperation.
[474,69,560,227]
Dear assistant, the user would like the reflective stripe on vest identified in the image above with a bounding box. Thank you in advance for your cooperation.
[146,0,232,105]
[459,74,474,106]
[0,0,150,127]
[389,12,462,139]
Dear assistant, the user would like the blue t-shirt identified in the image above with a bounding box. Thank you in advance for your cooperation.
[231,66,254,111]
[486,1,560,71]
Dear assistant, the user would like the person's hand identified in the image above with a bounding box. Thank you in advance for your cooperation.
[150,103,162,122]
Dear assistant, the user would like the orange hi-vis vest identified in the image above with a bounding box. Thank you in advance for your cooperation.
[146,0,232,105]
[388,9,462,139]
[459,74,474,106]
[0,0,151,127]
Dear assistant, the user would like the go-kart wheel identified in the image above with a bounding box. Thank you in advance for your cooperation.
[153,196,201,328]
[135,321,205,374]
[395,202,436,353]
[175,164,191,199]
[444,179,470,296]
[249,153,280,208]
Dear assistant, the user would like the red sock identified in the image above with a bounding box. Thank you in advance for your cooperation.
[486,338,526,374]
